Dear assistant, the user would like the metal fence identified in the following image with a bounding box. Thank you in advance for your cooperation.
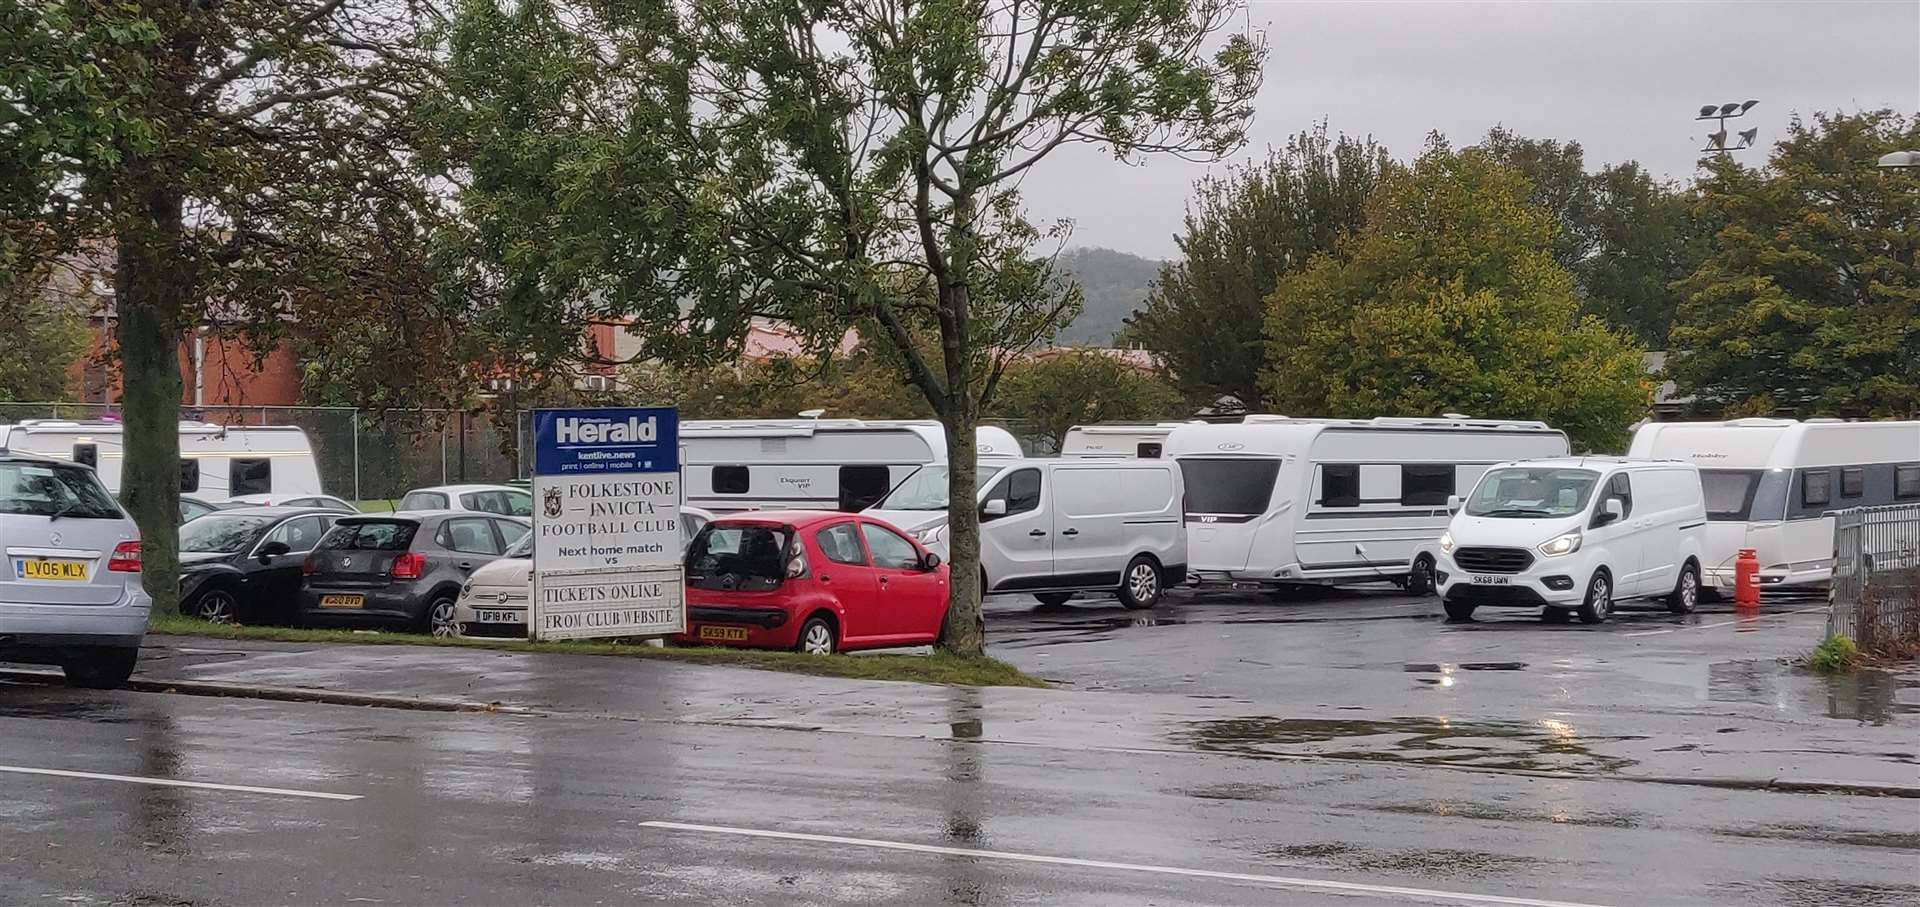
[1829,504,1920,654]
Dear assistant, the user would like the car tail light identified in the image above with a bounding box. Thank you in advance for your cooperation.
[108,540,142,573]
[785,549,809,579]
[390,552,426,580]
[302,554,317,576]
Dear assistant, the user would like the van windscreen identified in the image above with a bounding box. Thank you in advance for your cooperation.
[1179,458,1280,517]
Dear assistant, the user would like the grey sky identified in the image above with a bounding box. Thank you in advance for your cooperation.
[1024,0,1920,260]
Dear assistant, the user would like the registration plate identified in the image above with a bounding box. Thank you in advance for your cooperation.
[472,608,524,624]
[319,593,364,609]
[16,559,87,581]
[1471,575,1512,586]
[698,626,749,642]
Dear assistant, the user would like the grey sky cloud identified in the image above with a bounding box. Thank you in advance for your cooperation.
[1022,0,1920,259]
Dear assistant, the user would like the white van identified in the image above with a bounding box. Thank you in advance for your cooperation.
[1164,417,1569,591]
[1433,458,1708,623]
[1060,422,1192,459]
[681,418,1022,513]
[1627,418,1920,591]
[864,458,1187,609]
[0,420,324,505]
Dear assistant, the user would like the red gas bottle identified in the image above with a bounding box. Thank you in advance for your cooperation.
[1734,548,1761,608]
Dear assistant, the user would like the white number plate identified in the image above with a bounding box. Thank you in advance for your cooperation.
[1471,575,1512,586]
[472,609,525,624]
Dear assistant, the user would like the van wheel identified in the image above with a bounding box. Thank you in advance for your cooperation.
[1034,592,1075,607]
[189,588,238,625]
[1442,600,1476,622]
[797,616,837,655]
[1406,556,1437,596]
[62,648,138,689]
[1577,571,1612,624]
[1118,557,1162,610]
[1668,562,1700,615]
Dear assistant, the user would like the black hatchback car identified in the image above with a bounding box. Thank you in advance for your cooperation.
[178,507,345,624]
[301,511,530,636]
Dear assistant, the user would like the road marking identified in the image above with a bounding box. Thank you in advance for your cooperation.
[0,765,361,801]
[638,820,1612,907]
[1623,604,1827,637]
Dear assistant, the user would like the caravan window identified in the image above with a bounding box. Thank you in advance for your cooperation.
[1319,464,1359,508]
[713,466,750,495]
[72,444,98,468]
[1138,442,1163,459]
[231,458,271,496]
[1400,464,1454,507]
[1700,469,1762,521]
[180,459,201,493]
[1180,458,1281,517]
[838,465,893,511]
[1840,467,1864,499]
[1802,470,1832,507]
[1898,465,1920,501]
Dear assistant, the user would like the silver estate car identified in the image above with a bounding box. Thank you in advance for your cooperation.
[0,451,150,687]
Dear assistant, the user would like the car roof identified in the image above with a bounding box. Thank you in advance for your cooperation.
[405,484,525,495]
[710,509,861,528]
[208,506,345,518]
[1494,456,1686,471]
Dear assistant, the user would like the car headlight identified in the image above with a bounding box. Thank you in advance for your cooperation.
[1538,531,1582,557]
[916,524,947,545]
[1438,530,1455,554]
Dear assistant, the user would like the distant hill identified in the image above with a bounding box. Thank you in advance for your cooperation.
[1052,247,1163,346]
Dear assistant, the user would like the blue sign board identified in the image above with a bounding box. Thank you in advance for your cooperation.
[532,407,680,476]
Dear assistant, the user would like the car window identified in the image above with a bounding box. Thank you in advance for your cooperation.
[687,524,790,592]
[0,461,123,520]
[504,490,533,516]
[181,514,276,553]
[320,520,418,551]
[982,468,1042,519]
[179,499,215,522]
[265,515,331,552]
[815,522,868,566]
[401,491,448,511]
[504,533,533,558]
[441,518,504,555]
[459,491,495,513]
[860,523,921,571]
[495,519,529,548]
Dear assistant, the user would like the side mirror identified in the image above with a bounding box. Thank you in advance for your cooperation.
[1446,494,1462,515]
[258,540,292,563]
[920,551,942,571]
[1598,498,1624,525]
[982,499,1008,518]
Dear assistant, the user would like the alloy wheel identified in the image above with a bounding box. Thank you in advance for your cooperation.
[1128,564,1158,603]
[429,599,459,638]
[195,590,236,625]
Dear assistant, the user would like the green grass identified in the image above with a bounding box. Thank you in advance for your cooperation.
[146,614,1045,688]
[1807,634,1860,674]
[354,499,397,512]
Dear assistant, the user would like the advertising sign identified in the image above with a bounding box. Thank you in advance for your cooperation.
[529,407,685,640]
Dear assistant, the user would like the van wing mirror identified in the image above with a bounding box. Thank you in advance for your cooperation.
[1446,494,1462,515]
[982,499,1008,518]
[1599,498,1624,524]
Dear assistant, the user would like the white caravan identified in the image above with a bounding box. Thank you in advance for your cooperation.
[681,418,1023,513]
[1060,422,1193,459]
[1627,418,1920,591]
[0,420,323,504]
[1165,416,1570,590]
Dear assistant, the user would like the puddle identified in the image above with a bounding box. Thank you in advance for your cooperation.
[1177,716,1642,774]
[1370,799,1642,828]
[1715,824,1920,851]
[1265,842,1557,878]
[1729,878,1920,907]
[1403,662,1528,672]
[1820,670,1919,725]
[1710,661,1920,725]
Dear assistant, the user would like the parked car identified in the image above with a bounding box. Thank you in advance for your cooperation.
[396,484,532,517]
[226,493,358,513]
[454,506,715,638]
[1433,458,1708,624]
[302,512,530,635]
[179,496,226,523]
[178,507,346,624]
[676,511,947,654]
[0,451,148,688]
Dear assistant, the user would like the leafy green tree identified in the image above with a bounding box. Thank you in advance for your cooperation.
[0,279,90,403]
[622,346,934,420]
[437,0,1266,654]
[1669,111,1920,417]
[992,349,1186,451]
[1261,141,1651,452]
[1126,124,1388,411]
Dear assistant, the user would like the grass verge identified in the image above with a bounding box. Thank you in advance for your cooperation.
[146,614,1045,688]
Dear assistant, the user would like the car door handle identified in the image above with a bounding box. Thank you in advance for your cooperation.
[1061,528,1079,537]
[1029,529,1047,537]
[457,562,475,570]
[878,577,889,586]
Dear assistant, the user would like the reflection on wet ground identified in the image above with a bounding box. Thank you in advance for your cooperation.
[1177,716,1642,774]
[1714,824,1920,851]
[1367,799,1644,829]
[1709,661,1920,725]
[1728,878,1920,907]
[1264,842,1561,879]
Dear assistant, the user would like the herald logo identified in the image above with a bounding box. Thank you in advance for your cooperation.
[555,416,657,445]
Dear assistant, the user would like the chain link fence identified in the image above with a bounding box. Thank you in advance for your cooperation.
[1829,504,1920,657]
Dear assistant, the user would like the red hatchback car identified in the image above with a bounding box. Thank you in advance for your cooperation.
[678,511,949,654]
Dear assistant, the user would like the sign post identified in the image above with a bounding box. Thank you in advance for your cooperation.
[529,407,685,641]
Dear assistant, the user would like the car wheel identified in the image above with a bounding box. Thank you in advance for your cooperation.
[61,648,137,690]
[1442,600,1476,622]
[1540,607,1571,624]
[1034,592,1075,607]
[190,588,238,625]
[1406,556,1437,597]
[1117,556,1162,610]
[423,595,460,638]
[796,616,837,655]
[1577,571,1612,624]
[1667,562,1700,615]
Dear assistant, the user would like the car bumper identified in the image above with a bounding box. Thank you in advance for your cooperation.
[1434,552,1586,608]
[454,594,528,638]
[0,589,151,652]
[673,606,798,649]
[301,587,426,623]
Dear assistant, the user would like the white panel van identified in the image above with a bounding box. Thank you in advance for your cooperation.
[0,420,323,504]
[864,458,1187,609]
[1433,459,1708,623]
[680,418,1023,513]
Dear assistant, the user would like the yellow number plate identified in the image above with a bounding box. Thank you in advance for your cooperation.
[18,559,88,581]
[319,594,364,609]
[698,626,749,642]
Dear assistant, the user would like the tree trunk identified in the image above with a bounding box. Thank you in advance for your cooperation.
[939,407,985,656]
[114,184,188,617]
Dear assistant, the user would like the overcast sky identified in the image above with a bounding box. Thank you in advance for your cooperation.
[1023,0,1920,260]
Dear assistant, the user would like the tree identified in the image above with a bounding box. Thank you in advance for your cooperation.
[3,2,445,614]
[1668,111,1920,417]
[992,349,1185,451]
[0,281,90,403]
[1125,124,1388,411]
[1261,141,1651,452]
[622,346,934,420]
[438,0,1266,655]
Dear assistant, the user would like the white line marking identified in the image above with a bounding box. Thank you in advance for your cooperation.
[1623,604,1827,637]
[639,820,1612,907]
[0,765,361,801]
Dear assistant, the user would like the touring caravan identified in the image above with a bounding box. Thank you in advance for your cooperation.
[0,420,324,504]
[1164,416,1570,590]
[1060,422,1194,459]
[680,418,1023,513]
[1627,418,1920,591]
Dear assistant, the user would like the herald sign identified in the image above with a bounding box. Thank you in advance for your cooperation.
[529,407,685,641]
